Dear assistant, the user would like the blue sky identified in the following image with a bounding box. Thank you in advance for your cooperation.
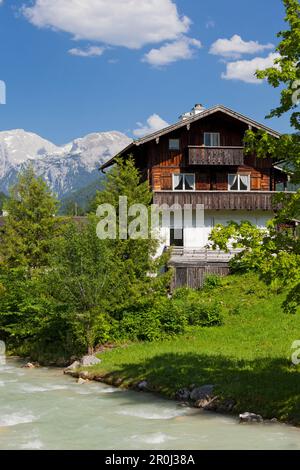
[0,0,291,144]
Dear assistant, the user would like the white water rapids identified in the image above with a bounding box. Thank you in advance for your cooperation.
[0,359,299,450]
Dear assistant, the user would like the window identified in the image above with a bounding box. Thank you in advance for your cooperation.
[173,174,195,191]
[169,139,180,150]
[204,132,220,147]
[170,229,184,247]
[228,174,250,191]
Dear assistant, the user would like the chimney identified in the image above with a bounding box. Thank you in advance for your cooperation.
[179,103,206,121]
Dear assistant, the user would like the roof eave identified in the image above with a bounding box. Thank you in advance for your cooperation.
[99,142,135,171]
[99,105,283,171]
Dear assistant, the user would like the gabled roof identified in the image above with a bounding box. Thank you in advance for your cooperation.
[100,104,282,171]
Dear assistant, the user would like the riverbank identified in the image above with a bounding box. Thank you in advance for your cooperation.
[68,274,300,426]
[3,358,300,450]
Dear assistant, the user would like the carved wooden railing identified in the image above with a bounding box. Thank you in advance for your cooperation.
[188,146,244,165]
[153,191,294,211]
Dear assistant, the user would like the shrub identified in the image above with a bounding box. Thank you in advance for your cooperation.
[93,313,119,344]
[154,298,188,336]
[203,274,223,289]
[118,297,187,341]
[172,287,223,327]
[119,309,161,341]
[177,299,223,327]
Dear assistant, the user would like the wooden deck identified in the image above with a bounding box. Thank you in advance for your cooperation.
[170,247,241,264]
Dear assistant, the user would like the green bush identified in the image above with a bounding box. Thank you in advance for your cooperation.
[203,274,223,289]
[93,313,119,344]
[172,287,223,327]
[174,298,223,327]
[117,291,223,342]
[119,309,161,341]
[154,298,188,335]
[118,297,187,341]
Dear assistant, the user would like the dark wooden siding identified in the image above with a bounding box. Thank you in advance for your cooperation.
[131,111,281,192]
[171,263,230,289]
[153,191,280,211]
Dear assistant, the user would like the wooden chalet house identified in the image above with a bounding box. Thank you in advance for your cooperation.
[101,104,291,287]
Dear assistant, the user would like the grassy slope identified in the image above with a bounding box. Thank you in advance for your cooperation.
[86,273,300,424]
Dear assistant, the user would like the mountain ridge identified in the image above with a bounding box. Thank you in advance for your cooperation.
[0,129,132,198]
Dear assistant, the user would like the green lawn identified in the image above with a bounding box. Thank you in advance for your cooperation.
[85,273,300,425]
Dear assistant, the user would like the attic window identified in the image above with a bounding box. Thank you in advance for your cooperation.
[204,132,220,147]
[169,139,180,150]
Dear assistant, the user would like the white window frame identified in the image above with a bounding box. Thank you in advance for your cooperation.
[172,173,196,191]
[204,132,220,147]
[228,174,251,191]
[169,139,180,150]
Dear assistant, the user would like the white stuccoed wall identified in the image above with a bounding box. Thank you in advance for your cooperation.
[155,210,273,253]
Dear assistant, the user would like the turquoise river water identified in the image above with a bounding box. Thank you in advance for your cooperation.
[0,359,300,450]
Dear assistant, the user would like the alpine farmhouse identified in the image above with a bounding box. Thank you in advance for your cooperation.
[101,104,292,288]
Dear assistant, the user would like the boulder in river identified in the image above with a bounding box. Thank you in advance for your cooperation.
[175,388,191,402]
[77,377,89,385]
[239,412,263,423]
[79,371,91,379]
[81,355,101,367]
[65,360,81,371]
[136,380,149,392]
[22,362,39,369]
[190,385,215,402]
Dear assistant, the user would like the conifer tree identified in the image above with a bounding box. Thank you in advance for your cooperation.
[0,167,60,269]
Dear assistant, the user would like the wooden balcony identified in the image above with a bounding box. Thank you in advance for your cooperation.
[153,191,293,211]
[170,247,242,264]
[188,146,244,166]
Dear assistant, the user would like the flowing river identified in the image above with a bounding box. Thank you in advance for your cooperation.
[0,359,300,450]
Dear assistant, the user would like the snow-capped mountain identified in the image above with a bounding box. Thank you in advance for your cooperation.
[0,129,132,197]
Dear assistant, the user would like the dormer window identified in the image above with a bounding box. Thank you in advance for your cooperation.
[228,174,250,191]
[204,132,220,147]
[169,139,180,150]
[173,174,195,191]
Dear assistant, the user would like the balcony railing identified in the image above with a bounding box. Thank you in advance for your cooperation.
[188,146,244,165]
[170,247,242,263]
[153,191,294,211]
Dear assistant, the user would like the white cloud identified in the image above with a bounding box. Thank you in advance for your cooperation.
[22,0,190,49]
[68,46,105,57]
[210,34,274,59]
[143,36,202,67]
[133,114,169,137]
[221,52,280,84]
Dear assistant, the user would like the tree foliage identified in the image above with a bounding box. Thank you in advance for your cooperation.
[0,167,61,269]
[209,215,300,313]
[256,0,300,128]
[0,160,175,361]
[244,0,300,183]
[94,156,167,284]
[221,0,300,313]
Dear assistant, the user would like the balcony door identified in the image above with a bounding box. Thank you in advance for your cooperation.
[170,228,184,247]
